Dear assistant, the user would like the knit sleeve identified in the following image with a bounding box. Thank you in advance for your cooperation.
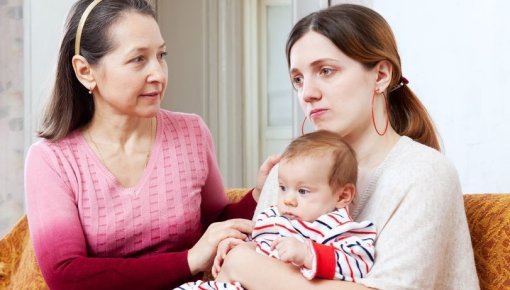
[198,119,256,229]
[25,142,194,290]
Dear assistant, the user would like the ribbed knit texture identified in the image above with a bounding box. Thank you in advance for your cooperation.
[24,110,256,290]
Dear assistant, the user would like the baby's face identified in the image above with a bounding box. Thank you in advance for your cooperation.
[277,156,339,222]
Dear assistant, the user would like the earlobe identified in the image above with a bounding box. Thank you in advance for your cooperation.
[336,183,356,209]
[72,55,95,92]
[375,60,393,92]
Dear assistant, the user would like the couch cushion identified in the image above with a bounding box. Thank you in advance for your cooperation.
[0,215,48,289]
[464,194,510,290]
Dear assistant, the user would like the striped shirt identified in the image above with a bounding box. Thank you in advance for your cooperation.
[252,206,376,282]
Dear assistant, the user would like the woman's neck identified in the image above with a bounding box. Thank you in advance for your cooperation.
[351,129,400,170]
[86,113,154,146]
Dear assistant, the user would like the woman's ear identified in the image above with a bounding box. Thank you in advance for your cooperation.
[374,60,393,92]
[72,55,95,91]
[336,183,356,209]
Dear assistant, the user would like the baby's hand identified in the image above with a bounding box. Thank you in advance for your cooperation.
[271,237,312,268]
[212,237,244,278]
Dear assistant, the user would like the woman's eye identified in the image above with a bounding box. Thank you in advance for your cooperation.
[132,56,145,63]
[291,75,303,88]
[158,51,167,60]
[319,67,333,76]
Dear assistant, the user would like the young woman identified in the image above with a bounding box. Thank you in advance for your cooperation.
[216,4,480,290]
[24,1,256,289]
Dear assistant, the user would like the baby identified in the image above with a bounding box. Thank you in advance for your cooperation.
[176,130,376,289]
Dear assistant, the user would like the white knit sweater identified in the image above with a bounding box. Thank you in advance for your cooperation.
[255,136,480,290]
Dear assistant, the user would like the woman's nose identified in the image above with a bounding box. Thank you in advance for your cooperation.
[301,78,321,103]
[147,60,167,83]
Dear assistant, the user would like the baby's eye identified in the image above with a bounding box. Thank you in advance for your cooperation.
[298,188,309,195]
[279,185,287,192]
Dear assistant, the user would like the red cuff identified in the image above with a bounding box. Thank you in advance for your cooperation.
[310,241,336,279]
[218,188,257,221]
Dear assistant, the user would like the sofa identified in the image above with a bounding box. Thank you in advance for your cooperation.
[1,190,509,290]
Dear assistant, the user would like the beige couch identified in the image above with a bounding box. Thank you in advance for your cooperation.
[1,190,509,290]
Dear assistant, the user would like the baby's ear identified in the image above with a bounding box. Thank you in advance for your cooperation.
[336,183,355,209]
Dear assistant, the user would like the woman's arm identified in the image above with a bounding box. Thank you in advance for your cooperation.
[25,143,194,290]
[217,243,374,290]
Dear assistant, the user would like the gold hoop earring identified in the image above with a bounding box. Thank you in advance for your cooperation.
[371,90,390,136]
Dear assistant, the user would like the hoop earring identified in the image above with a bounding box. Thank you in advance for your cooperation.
[371,90,390,136]
[301,116,307,136]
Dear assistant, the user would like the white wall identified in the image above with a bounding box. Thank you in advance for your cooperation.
[371,1,510,193]
[24,0,75,149]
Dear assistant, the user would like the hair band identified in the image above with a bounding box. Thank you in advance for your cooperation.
[75,0,103,56]
[390,76,409,92]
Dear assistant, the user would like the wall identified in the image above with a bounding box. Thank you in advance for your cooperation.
[0,0,75,236]
[157,0,245,187]
[0,0,24,236]
[373,0,510,193]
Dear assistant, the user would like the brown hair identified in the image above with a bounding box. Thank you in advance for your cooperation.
[285,4,440,151]
[281,130,358,192]
[38,0,156,141]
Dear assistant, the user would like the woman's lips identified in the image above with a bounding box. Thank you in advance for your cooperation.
[309,108,327,119]
[140,91,160,98]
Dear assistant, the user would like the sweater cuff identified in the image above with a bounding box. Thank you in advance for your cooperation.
[220,188,258,221]
[301,241,336,280]
[235,188,257,219]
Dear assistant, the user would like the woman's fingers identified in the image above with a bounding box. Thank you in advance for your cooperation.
[188,219,254,274]
[254,154,281,200]
[213,237,244,278]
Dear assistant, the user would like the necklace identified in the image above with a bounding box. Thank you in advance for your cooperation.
[87,118,154,168]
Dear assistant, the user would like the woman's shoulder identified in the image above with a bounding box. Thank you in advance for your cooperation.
[25,133,84,175]
[26,132,81,159]
[385,136,458,180]
[159,109,203,123]
[158,109,208,131]
[373,136,462,202]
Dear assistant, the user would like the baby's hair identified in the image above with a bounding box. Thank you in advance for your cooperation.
[281,130,357,192]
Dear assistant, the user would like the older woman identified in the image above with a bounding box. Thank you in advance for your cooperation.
[25,1,255,289]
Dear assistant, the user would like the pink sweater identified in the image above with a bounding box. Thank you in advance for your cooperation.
[24,110,256,290]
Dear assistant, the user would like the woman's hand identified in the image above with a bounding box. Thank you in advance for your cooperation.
[252,154,281,201]
[187,219,253,275]
[212,237,244,278]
